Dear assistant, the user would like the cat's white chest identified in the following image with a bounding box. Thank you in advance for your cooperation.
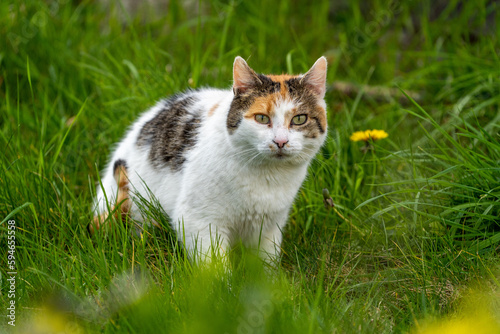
[176,142,307,229]
[238,167,305,212]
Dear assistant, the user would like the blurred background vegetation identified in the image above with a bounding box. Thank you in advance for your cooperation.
[1,0,500,333]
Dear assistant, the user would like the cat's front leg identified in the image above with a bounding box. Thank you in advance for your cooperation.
[258,223,284,266]
[178,219,231,264]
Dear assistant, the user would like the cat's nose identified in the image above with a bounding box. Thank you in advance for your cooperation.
[273,138,289,149]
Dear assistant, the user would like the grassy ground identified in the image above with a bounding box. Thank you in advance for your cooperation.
[1,0,500,333]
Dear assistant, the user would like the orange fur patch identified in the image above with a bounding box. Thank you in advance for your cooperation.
[244,95,276,120]
[88,165,131,235]
[208,102,219,117]
[315,106,327,131]
[268,74,295,98]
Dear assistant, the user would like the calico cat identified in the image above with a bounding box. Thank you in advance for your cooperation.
[91,56,328,264]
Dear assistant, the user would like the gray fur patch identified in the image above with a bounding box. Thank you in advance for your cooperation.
[286,77,326,136]
[136,94,202,171]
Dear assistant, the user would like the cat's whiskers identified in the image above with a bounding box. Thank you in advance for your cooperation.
[221,147,258,164]
[294,147,322,165]
[301,147,329,167]
[235,151,264,174]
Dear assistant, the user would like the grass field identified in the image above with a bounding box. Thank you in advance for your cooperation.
[1,0,500,333]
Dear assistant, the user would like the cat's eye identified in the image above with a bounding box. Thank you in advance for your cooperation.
[291,114,308,126]
[255,114,270,125]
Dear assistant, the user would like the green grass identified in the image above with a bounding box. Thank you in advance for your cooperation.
[1,0,500,333]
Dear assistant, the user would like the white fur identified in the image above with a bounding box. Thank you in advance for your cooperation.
[94,86,326,264]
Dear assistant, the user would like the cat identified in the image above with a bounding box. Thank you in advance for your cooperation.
[90,56,328,264]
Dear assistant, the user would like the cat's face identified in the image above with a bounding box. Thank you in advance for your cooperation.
[228,57,327,165]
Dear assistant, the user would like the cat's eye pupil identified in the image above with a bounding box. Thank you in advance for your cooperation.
[292,114,307,125]
[255,114,270,124]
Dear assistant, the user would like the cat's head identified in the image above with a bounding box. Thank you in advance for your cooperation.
[227,56,327,165]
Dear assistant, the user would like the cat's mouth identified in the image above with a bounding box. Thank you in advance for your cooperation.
[267,144,292,160]
[273,151,290,159]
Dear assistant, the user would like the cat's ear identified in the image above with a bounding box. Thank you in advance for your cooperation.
[301,56,327,99]
[233,56,261,94]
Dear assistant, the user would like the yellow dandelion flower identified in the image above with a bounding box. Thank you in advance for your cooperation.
[350,131,370,142]
[350,129,388,142]
[414,291,500,334]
